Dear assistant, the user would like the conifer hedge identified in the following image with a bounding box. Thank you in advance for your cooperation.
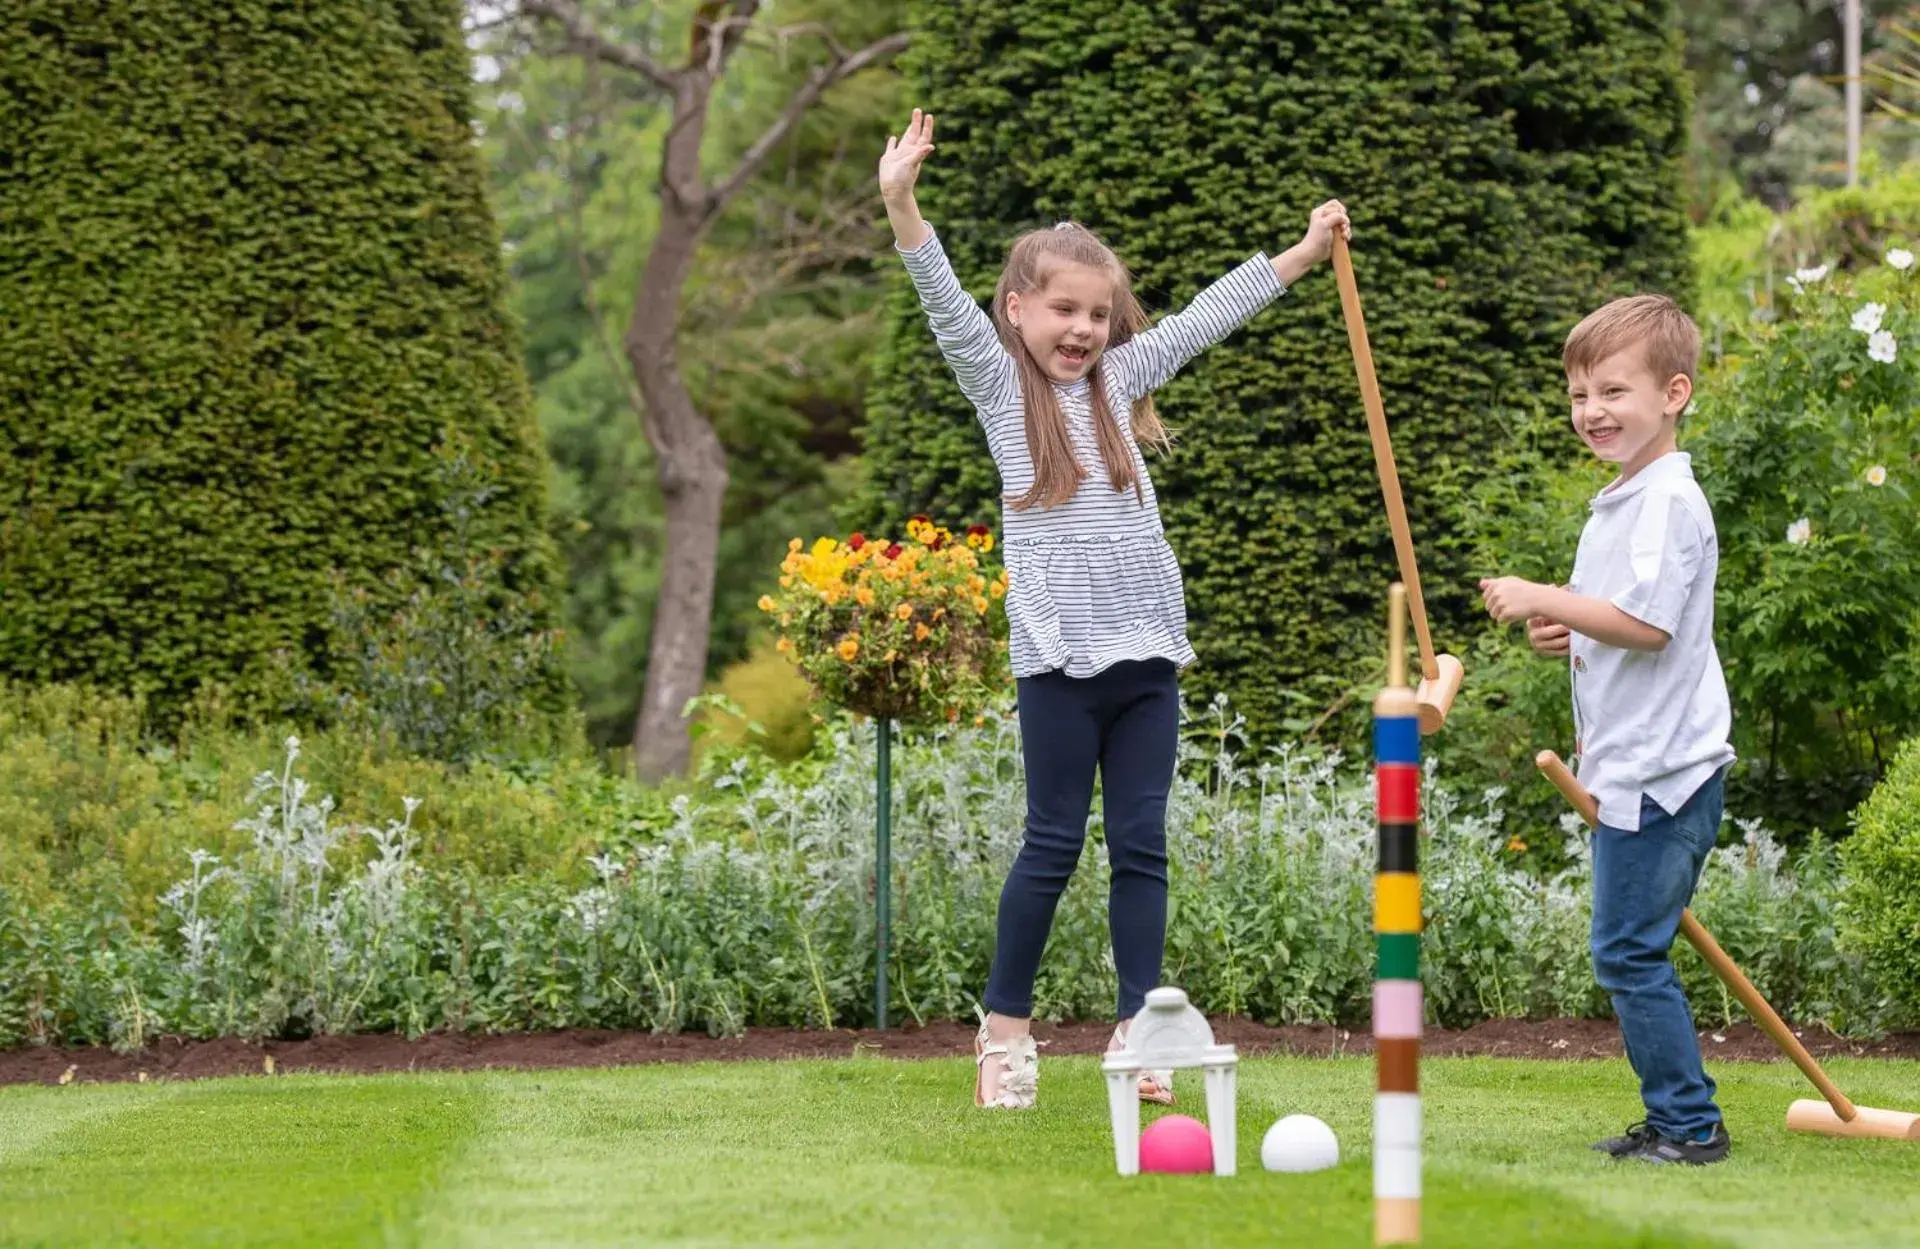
[0,1,556,722]
[856,1,1692,738]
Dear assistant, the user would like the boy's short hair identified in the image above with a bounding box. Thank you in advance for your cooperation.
[1563,294,1700,384]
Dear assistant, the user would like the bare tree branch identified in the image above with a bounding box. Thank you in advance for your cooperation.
[706,30,911,220]
[694,181,885,327]
[464,13,524,36]
[750,21,850,64]
[519,0,679,91]
[691,1,761,78]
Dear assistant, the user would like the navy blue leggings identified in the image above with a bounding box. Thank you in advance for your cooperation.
[983,659,1179,1021]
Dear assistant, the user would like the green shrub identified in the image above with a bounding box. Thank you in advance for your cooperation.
[1694,251,1919,830]
[0,681,654,927]
[1839,736,1920,1027]
[0,683,239,922]
[0,0,557,724]
[854,0,1693,743]
[694,638,821,766]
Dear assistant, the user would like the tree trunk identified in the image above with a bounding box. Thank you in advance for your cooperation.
[628,78,727,781]
[630,413,726,781]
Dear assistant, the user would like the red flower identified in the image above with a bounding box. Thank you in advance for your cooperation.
[966,524,989,538]
[848,532,867,550]
[883,542,903,559]
[909,513,932,526]
[929,532,947,550]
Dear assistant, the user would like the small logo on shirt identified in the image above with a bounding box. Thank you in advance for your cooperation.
[1573,655,1587,674]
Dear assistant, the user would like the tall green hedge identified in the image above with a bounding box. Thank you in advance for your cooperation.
[0,1,556,723]
[855,1,1693,739]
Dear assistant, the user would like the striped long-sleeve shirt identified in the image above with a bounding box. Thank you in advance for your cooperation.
[897,227,1289,679]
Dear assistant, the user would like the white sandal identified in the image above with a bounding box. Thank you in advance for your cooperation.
[1111,1023,1176,1106]
[973,1009,1043,1110]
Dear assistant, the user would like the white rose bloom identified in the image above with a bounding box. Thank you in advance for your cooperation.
[1887,248,1915,272]
[1851,302,1886,335]
[1787,264,1830,292]
[1868,330,1899,364]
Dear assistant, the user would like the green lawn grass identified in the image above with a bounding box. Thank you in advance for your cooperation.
[2,1053,1917,1247]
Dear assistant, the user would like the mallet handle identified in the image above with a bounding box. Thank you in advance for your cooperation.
[1534,751,1859,1122]
[1536,751,1602,827]
[1331,233,1438,683]
[1388,583,1407,689]
[1677,913,1857,1121]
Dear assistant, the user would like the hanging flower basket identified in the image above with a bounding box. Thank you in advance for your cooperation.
[760,516,1008,725]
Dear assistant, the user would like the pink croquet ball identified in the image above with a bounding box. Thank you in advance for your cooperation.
[1139,1113,1214,1174]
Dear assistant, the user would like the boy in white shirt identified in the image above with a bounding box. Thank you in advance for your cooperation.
[1479,294,1737,1165]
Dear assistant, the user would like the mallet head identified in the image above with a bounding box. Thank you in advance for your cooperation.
[1786,1099,1920,1141]
[1415,652,1464,736]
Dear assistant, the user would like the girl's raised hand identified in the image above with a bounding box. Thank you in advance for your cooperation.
[879,109,935,204]
[1298,199,1352,265]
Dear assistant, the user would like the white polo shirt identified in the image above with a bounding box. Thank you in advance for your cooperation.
[1567,452,1736,832]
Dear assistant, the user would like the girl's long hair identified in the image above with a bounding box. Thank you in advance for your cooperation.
[990,223,1170,510]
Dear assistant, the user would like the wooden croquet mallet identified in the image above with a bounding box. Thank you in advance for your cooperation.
[1330,234,1465,736]
[1535,749,1919,1142]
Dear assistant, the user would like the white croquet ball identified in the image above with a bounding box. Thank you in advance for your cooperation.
[1261,1114,1340,1173]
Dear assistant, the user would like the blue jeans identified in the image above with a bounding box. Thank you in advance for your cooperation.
[1590,769,1727,1139]
[983,659,1179,1021]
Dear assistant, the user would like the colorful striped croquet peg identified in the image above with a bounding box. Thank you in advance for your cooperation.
[1373,583,1422,1246]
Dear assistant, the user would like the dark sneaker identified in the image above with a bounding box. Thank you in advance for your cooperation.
[1625,1123,1732,1166]
[1591,1121,1656,1157]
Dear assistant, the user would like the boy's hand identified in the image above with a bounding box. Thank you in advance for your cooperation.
[1297,200,1351,265]
[1478,576,1547,624]
[879,109,935,205]
[1527,616,1571,658]
[1495,583,1672,654]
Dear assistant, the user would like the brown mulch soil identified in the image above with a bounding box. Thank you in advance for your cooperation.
[5,1018,1917,1087]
